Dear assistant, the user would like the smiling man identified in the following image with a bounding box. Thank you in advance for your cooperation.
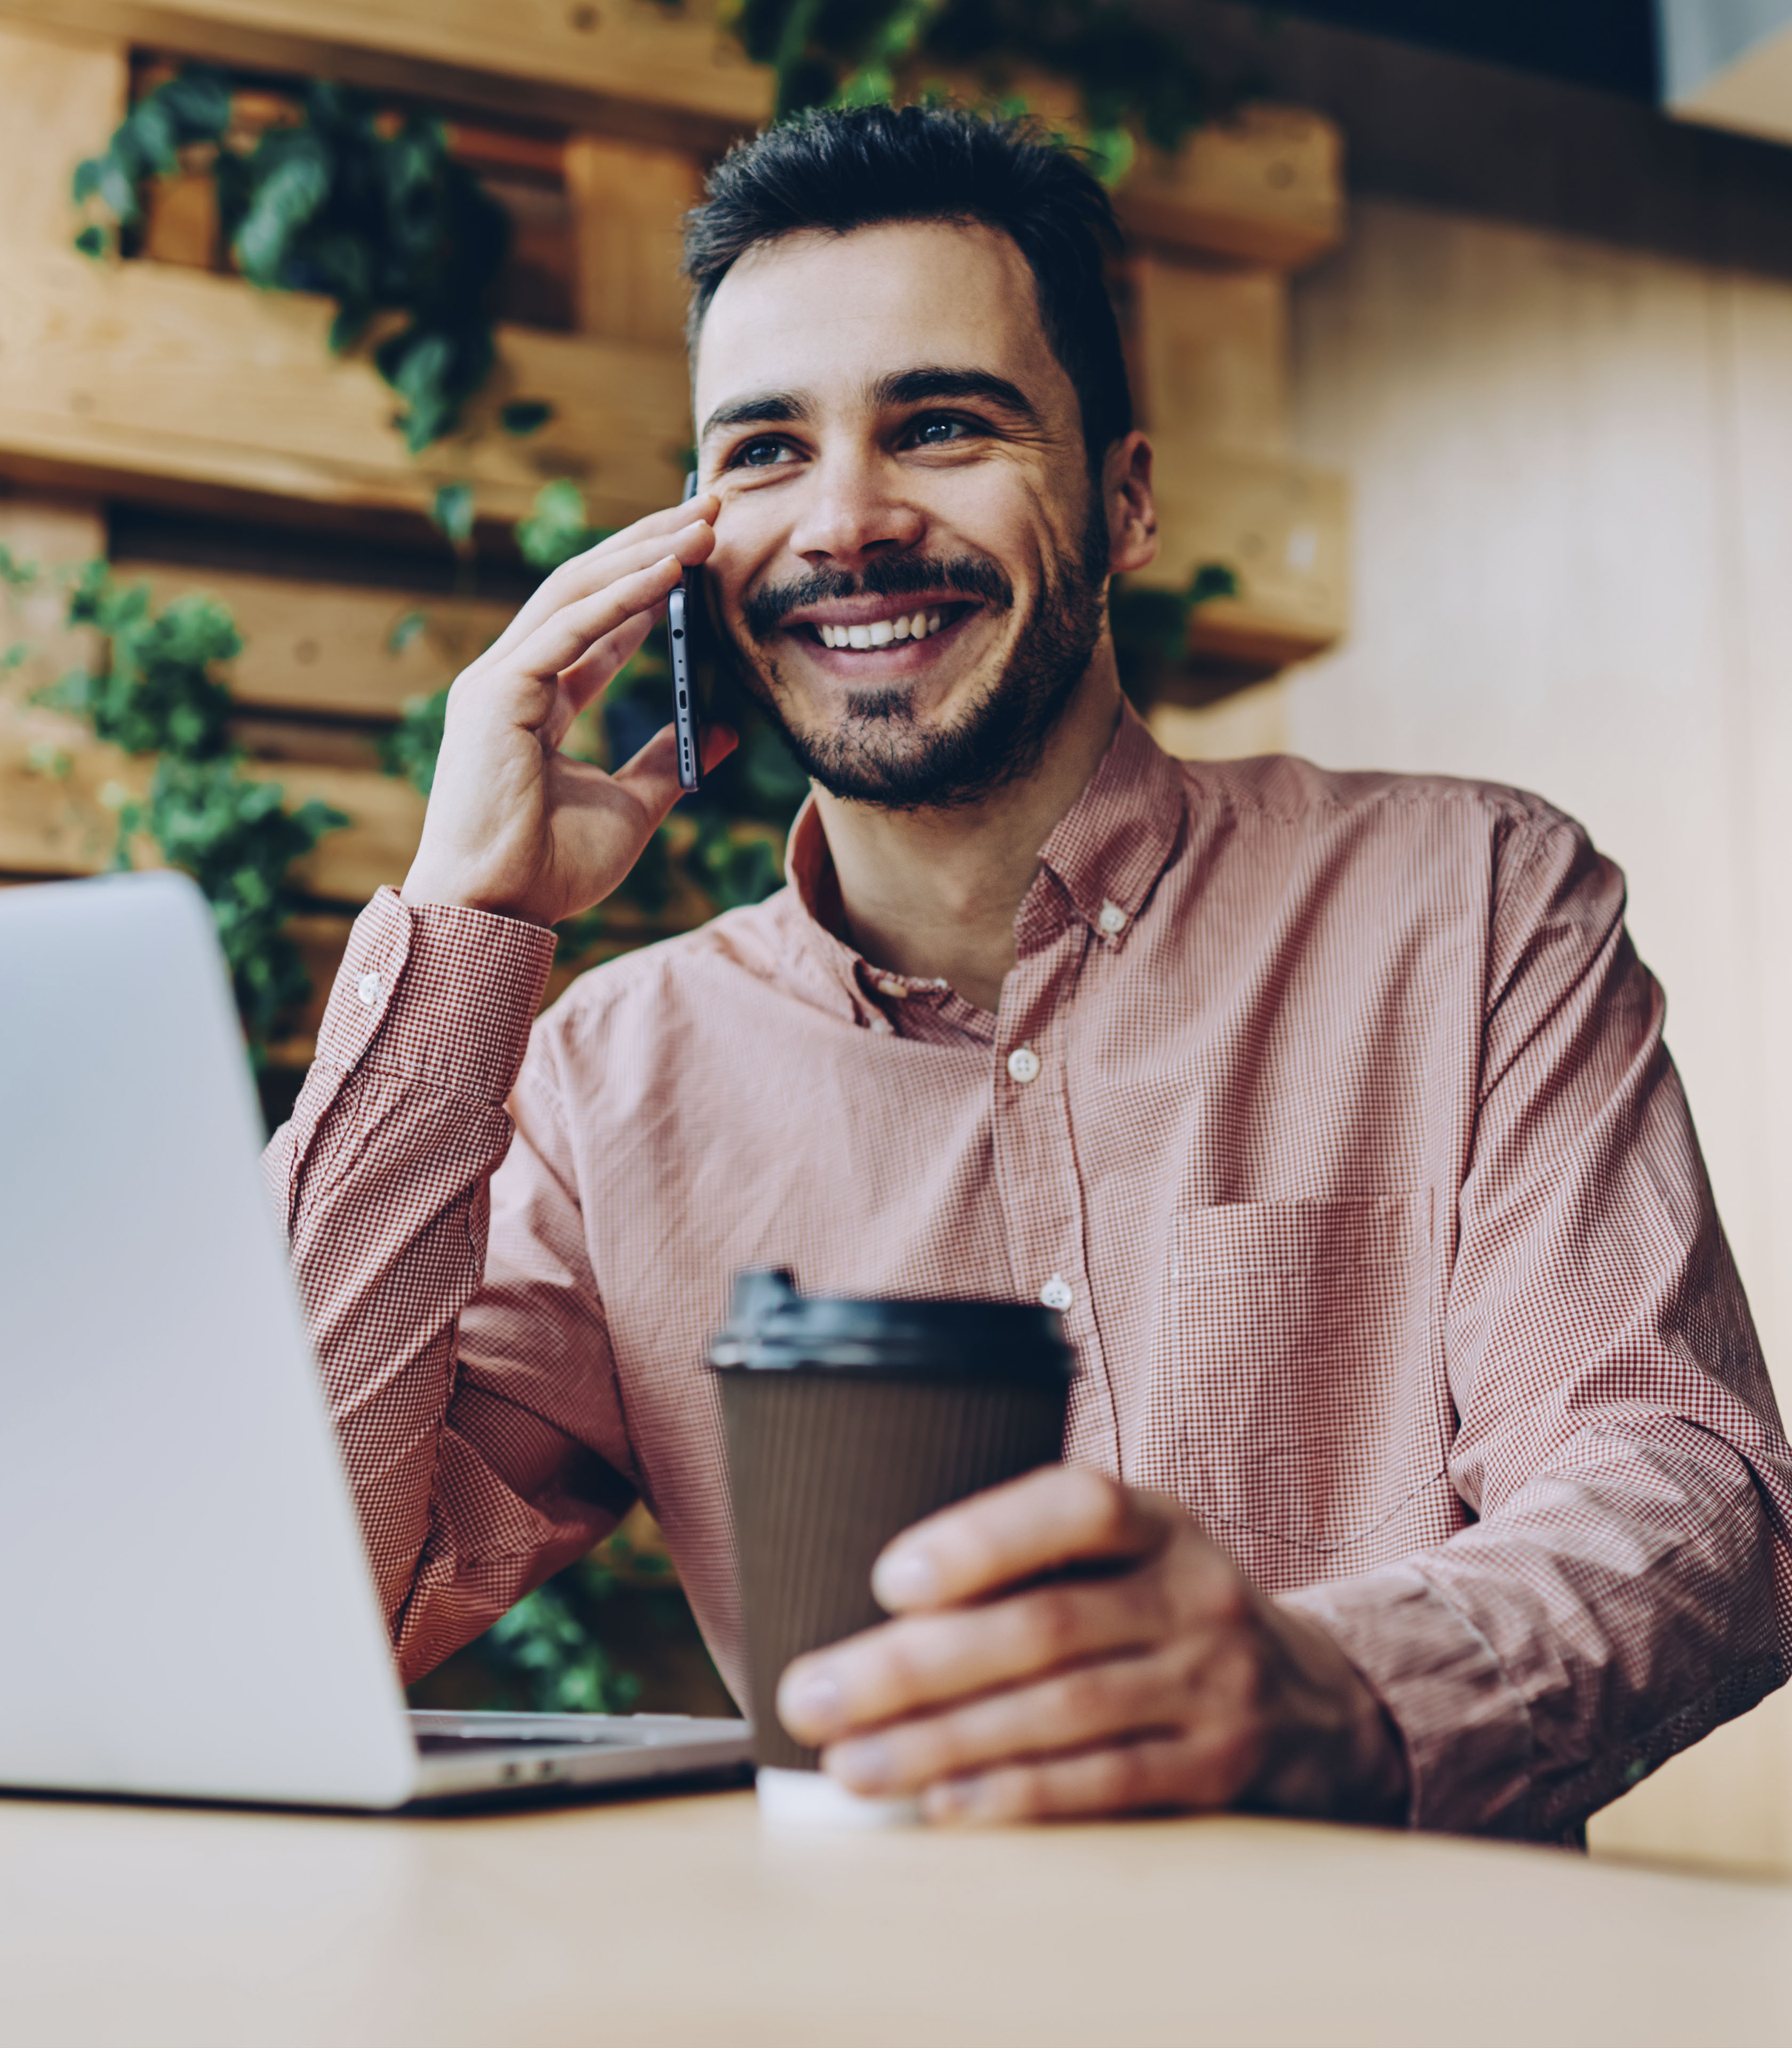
[269,106,1792,1838]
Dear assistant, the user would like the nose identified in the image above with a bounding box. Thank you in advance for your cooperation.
[785,448,925,574]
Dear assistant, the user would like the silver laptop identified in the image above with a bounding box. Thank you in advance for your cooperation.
[0,871,751,1809]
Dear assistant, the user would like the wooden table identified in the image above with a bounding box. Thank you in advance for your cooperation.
[4,1786,1789,2047]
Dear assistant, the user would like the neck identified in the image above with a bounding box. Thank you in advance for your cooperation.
[813,654,1125,1015]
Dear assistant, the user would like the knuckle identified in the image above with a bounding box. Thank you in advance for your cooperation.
[1095,1742,1155,1810]
[1055,1663,1111,1726]
[1019,1587,1082,1665]
[1063,1468,1130,1549]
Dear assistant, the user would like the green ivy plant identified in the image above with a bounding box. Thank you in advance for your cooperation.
[724,0,1240,180]
[73,69,552,454]
[15,560,346,1055]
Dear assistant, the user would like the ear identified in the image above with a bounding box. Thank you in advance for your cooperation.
[1103,431,1158,577]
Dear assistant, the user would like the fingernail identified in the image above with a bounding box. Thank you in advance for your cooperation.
[777,1667,843,1735]
[873,1548,938,1608]
[827,1737,895,1793]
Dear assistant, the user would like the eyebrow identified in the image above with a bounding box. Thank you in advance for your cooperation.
[698,365,1039,445]
[872,367,1039,420]
[699,389,809,442]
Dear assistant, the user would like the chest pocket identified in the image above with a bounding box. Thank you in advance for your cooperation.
[1134,1195,1446,1564]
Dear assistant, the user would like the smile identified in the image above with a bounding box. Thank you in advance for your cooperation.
[790,602,977,651]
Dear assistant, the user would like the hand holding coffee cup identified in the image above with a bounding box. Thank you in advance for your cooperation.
[709,1271,1074,1823]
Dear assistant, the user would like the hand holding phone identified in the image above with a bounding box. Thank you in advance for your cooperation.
[670,471,703,793]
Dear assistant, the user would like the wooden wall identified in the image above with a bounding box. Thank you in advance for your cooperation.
[0,13,1351,1086]
[1263,191,1792,1878]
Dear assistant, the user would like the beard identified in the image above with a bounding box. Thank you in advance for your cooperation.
[724,492,1112,812]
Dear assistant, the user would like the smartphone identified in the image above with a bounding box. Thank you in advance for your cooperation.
[669,471,702,794]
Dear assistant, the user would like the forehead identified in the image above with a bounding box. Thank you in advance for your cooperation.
[691,217,1074,425]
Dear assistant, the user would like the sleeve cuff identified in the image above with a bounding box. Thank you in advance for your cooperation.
[315,886,558,1107]
[1279,1565,1535,1835]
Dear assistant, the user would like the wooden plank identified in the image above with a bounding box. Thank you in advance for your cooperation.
[1123,255,1289,457]
[0,715,721,927]
[564,133,702,349]
[0,25,691,531]
[0,0,772,148]
[0,487,107,692]
[1142,448,1349,677]
[113,559,511,719]
[0,252,692,530]
[1118,106,1346,272]
[0,712,427,897]
[901,69,1341,273]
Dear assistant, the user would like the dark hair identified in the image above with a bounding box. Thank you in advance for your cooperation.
[683,102,1133,465]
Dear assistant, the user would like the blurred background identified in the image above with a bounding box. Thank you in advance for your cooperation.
[1,0,1787,1876]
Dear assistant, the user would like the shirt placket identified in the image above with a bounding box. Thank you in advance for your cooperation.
[991,918,1121,1476]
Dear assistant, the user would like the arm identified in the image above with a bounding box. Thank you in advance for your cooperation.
[267,495,732,1680]
[777,815,1792,1834]
[1283,816,1791,1835]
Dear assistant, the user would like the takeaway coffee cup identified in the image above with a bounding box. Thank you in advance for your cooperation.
[708,1269,1075,1819]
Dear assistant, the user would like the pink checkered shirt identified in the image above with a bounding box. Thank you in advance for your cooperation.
[267,705,1792,1837]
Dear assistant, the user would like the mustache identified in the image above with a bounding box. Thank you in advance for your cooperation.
[741,555,1014,641]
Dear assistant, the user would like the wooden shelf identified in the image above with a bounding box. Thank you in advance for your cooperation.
[114,560,513,720]
[0,29,694,531]
[0,253,691,532]
[1141,449,1349,682]
[0,0,773,153]
[1118,106,1346,273]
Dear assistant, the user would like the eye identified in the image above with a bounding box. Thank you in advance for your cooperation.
[733,436,797,469]
[908,414,973,447]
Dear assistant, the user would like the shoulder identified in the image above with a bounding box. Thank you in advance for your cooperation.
[532,886,806,1049]
[1174,751,1574,845]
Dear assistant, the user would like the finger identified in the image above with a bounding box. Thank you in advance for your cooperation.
[474,504,717,670]
[871,1468,1174,1613]
[822,1641,1218,1796]
[778,1566,1173,1743]
[551,603,665,726]
[601,719,738,824]
[918,1727,1253,1826]
[510,554,689,690]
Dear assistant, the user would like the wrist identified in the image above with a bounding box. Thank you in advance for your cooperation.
[1250,1601,1411,1825]
[399,870,553,930]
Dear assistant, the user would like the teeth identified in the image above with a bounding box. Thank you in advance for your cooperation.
[813,608,948,649]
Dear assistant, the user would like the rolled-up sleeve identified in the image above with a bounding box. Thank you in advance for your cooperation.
[1284,818,1792,1837]
[265,887,630,1682]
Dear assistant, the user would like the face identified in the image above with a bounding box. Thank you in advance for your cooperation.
[692,219,1131,810]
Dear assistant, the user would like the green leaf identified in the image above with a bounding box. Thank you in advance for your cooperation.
[73,224,107,259]
[1189,561,1240,605]
[387,609,429,654]
[515,477,610,572]
[430,482,477,550]
[378,687,450,797]
[499,399,555,437]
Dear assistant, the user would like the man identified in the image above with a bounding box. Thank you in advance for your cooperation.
[270,105,1792,1837]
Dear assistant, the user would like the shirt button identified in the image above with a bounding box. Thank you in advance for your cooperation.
[875,978,907,999]
[356,972,383,1007]
[1006,1045,1041,1084]
[1039,1275,1074,1312]
[1097,900,1127,936]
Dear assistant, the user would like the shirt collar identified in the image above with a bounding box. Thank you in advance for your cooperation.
[780,698,1188,1006]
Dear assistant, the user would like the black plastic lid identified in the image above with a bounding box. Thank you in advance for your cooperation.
[707,1268,1075,1383]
